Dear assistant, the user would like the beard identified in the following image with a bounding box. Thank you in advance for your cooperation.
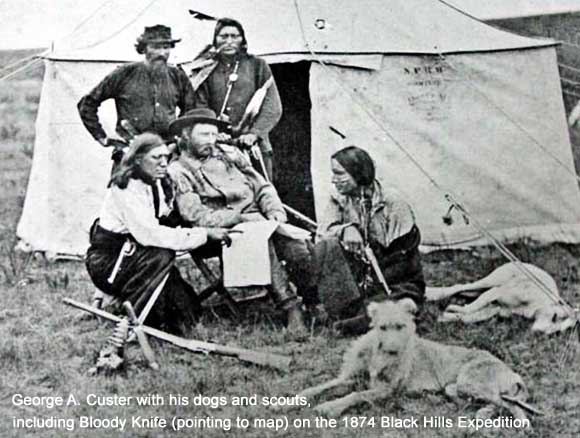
[146,59,176,116]
[147,57,169,80]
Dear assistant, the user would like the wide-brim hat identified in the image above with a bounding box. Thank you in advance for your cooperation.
[169,108,229,136]
[137,25,181,45]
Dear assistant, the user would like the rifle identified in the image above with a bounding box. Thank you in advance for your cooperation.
[283,204,317,232]
[245,140,317,232]
[63,298,292,372]
[363,245,392,296]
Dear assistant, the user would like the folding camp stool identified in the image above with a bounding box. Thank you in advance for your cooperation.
[189,251,238,317]
[90,242,268,325]
[89,251,239,319]
[188,246,269,318]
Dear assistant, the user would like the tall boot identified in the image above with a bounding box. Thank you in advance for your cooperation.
[276,283,307,338]
[268,243,308,338]
[284,299,308,339]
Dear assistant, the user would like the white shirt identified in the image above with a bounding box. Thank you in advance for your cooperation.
[98,178,207,251]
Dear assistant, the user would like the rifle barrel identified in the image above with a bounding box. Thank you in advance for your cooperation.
[62,298,291,372]
[364,246,391,296]
[283,204,317,230]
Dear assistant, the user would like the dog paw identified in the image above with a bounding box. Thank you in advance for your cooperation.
[444,304,464,313]
[437,312,462,323]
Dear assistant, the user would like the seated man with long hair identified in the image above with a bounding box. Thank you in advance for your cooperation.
[85,133,230,335]
[315,146,426,332]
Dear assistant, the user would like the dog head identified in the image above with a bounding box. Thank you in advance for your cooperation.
[367,300,417,357]
[532,305,578,334]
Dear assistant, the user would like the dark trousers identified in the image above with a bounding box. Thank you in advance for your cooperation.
[86,225,201,333]
[314,226,426,320]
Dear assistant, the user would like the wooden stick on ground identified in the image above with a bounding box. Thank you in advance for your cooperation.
[63,298,292,372]
[123,301,160,371]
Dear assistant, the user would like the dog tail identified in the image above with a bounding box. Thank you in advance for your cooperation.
[501,395,545,416]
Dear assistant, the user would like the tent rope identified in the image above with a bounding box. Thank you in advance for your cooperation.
[0,58,42,83]
[558,323,579,370]
[0,50,48,75]
[292,0,577,316]
[561,77,580,87]
[554,39,580,51]
[559,63,580,76]
[291,0,445,195]
[445,194,574,312]
[437,0,580,53]
[55,0,114,48]
[563,90,580,100]
[69,0,157,51]
[439,54,580,187]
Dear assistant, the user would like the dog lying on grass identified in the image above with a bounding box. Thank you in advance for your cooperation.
[298,300,539,419]
[425,262,576,334]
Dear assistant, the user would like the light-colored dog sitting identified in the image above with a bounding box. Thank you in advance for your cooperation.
[298,300,538,419]
[426,262,576,334]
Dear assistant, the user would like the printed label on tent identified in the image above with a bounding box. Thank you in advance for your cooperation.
[404,59,451,121]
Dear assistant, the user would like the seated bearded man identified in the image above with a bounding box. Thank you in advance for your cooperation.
[166,108,314,335]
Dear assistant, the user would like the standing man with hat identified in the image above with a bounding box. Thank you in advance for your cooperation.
[188,17,282,180]
[78,25,195,157]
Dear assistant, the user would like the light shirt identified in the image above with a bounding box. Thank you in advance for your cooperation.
[99,178,207,251]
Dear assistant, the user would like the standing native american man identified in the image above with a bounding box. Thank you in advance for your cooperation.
[188,17,282,181]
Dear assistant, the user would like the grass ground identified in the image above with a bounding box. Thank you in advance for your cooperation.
[0,51,578,438]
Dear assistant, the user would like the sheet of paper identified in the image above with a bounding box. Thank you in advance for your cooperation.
[222,221,278,287]
[221,220,312,287]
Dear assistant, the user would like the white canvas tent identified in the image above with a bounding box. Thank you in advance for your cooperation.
[17,0,580,255]
[443,0,580,20]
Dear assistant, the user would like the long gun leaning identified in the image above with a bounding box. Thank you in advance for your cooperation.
[63,298,292,372]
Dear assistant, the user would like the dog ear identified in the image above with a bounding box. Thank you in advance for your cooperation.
[367,302,380,327]
[398,298,418,315]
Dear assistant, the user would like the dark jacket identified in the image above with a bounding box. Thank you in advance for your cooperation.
[192,54,282,152]
[78,62,195,142]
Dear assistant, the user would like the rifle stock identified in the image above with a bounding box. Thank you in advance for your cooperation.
[63,298,292,372]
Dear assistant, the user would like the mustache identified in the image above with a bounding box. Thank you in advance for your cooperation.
[216,43,238,51]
